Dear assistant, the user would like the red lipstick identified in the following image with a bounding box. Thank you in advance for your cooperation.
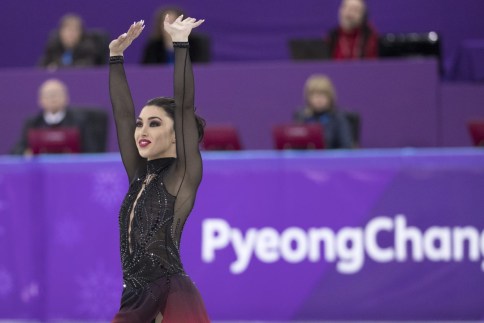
[138,139,151,148]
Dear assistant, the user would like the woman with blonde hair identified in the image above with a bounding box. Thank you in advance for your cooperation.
[294,74,353,149]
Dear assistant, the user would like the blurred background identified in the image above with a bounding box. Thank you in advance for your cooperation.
[0,0,483,322]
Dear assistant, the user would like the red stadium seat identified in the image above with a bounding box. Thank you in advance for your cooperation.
[28,127,81,154]
[202,125,242,151]
[273,124,325,150]
[468,120,484,147]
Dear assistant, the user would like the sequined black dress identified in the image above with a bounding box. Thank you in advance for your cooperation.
[109,44,209,323]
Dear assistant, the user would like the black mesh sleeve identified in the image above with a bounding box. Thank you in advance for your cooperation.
[109,58,146,182]
[164,45,203,244]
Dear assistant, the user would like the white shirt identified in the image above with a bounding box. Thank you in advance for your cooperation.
[43,111,66,125]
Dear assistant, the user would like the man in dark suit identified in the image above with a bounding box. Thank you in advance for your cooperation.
[11,79,96,155]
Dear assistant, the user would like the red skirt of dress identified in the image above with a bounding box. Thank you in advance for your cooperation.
[112,273,210,323]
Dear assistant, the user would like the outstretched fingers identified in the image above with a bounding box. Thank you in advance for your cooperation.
[176,17,204,30]
[126,20,144,40]
[183,17,204,27]
[163,15,205,39]
[192,19,205,28]
[109,19,145,55]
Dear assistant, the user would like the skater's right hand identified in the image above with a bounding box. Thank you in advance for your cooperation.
[109,20,145,56]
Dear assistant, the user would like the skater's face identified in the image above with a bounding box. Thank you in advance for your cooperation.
[135,105,176,160]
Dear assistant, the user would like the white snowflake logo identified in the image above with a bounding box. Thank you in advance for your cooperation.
[303,169,331,183]
[20,282,39,303]
[0,175,7,213]
[0,267,13,297]
[54,217,83,247]
[0,200,6,212]
[91,170,126,209]
[77,264,121,319]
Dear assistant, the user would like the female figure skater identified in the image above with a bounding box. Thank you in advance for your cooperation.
[109,15,209,323]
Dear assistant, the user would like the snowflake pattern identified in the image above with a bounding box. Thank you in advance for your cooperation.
[91,170,126,209]
[0,176,6,208]
[0,175,8,238]
[54,217,83,247]
[77,264,121,318]
[303,169,331,184]
[0,200,6,212]
[20,281,39,303]
[0,267,13,297]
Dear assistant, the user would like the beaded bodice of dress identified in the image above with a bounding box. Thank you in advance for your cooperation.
[118,158,184,290]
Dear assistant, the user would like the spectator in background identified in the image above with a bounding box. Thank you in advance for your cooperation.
[142,6,211,64]
[11,79,100,155]
[294,75,353,149]
[142,7,184,64]
[327,0,378,60]
[40,14,98,68]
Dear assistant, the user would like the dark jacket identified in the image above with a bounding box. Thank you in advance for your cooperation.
[11,109,101,155]
[142,38,173,64]
[142,33,211,64]
[40,34,98,67]
[294,108,353,149]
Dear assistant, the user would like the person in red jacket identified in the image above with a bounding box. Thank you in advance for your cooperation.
[328,0,379,60]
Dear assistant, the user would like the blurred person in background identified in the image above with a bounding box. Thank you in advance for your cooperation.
[142,6,184,64]
[142,6,211,64]
[40,14,98,68]
[11,79,98,155]
[294,74,353,149]
[327,0,378,60]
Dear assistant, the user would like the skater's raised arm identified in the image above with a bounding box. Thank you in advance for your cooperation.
[164,15,205,192]
[109,21,145,182]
